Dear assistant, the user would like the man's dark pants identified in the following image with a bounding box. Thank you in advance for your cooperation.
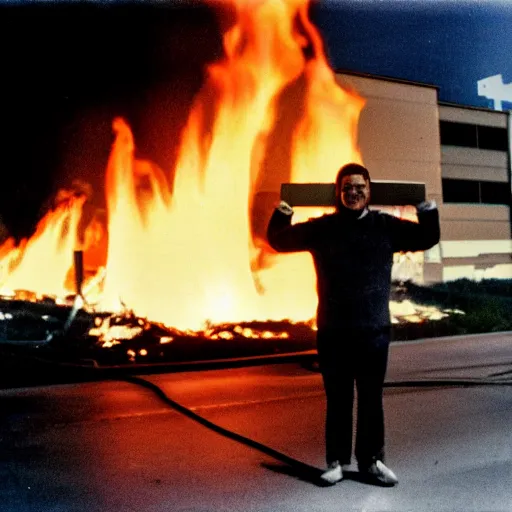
[316,327,390,468]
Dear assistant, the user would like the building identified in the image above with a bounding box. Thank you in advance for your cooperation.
[336,71,512,283]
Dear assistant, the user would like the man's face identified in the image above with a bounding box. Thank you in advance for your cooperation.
[339,174,370,211]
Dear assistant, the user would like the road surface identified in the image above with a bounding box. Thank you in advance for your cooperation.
[1,332,511,511]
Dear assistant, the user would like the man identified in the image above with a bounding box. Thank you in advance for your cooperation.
[266,163,440,486]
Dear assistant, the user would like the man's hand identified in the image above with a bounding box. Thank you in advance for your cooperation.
[277,200,294,216]
[416,200,437,212]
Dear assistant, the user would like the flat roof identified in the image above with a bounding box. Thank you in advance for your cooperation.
[335,68,439,91]
[438,101,509,116]
[336,69,510,115]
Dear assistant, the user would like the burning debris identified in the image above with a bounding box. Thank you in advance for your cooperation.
[0,1,464,367]
[83,311,318,364]
[0,288,464,369]
[390,300,462,324]
[0,0,365,333]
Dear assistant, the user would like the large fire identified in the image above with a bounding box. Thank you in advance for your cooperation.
[0,0,438,337]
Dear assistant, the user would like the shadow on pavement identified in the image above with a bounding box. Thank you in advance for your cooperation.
[261,464,396,488]
[261,462,332,487]
[342,470,397,487]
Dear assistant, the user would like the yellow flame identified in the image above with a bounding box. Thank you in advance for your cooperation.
[0,196,85,298]
[0,1,370,333]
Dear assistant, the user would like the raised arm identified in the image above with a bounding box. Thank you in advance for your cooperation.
[266,201,316,253]
[389,201,441,253]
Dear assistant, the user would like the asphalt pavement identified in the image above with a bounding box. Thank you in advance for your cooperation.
[1,332,511,512]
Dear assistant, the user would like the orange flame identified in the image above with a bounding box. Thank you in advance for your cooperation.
[0,0,364,330]
[0,196,86,299]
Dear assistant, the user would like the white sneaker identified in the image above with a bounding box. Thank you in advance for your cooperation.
[363,460,398,486]
[320,462,343,484]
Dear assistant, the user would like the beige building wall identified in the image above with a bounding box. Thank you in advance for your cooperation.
[438,105,512,281]
[336,72,443,282]
[336,73,443,204]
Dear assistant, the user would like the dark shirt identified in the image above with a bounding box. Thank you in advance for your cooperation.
[267,207,440,330]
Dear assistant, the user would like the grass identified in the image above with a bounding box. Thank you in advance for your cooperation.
[403,279,512,336]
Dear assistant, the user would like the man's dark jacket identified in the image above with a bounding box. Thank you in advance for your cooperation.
[267,207,440,331]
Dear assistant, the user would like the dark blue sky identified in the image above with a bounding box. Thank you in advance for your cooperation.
[312,0,512,109]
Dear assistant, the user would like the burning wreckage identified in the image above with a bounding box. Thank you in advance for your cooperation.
[0,286,317,367]
[0,0,462,370]
[0,258,460,370]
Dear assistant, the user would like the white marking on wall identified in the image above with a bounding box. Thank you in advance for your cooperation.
[477,74,512,111]
[441,239,512,258]
[443,264,512,282]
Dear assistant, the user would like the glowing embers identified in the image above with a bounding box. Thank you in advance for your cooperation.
[85,311,317,364]
[89,315,145,348]
[87,312,314,347]
[390,300,463,325]
[88,312,181,349]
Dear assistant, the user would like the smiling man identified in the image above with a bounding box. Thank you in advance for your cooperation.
[267,163,440,486]
[337,168,370,211]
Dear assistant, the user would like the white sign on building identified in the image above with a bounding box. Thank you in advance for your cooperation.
[477,74,512,111]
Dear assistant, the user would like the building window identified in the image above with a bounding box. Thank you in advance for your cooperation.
[440,121,508,151]
[442,179,480,203]
[480,181,512,205]
[477,125,509,151]
[440,121,477,148]
[442,178,511,205]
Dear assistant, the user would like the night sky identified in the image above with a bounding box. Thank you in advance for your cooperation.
[312,0,512,108]
[0,0,510,239]
[0,1,224,238]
